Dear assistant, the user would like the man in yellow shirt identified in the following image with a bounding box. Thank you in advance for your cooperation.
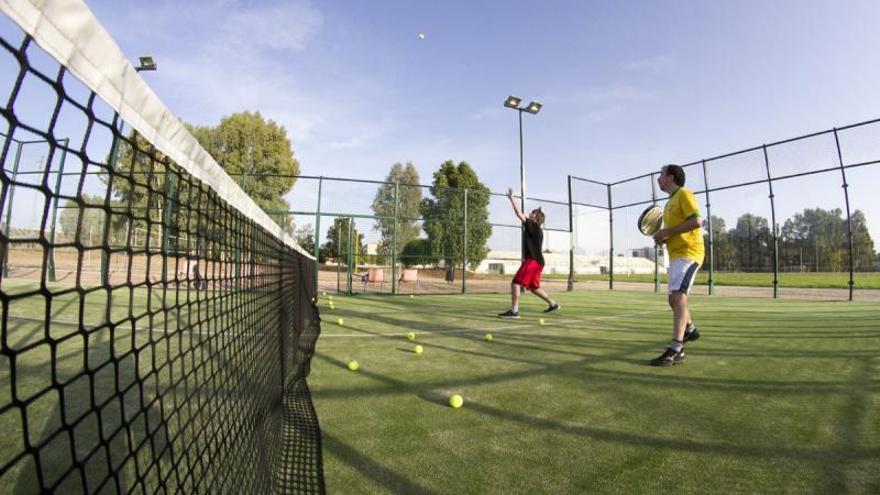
[650,164,704,366]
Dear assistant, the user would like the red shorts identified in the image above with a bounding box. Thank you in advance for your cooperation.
[513,258,543,290]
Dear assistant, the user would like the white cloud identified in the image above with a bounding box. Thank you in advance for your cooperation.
[620,53,677,74]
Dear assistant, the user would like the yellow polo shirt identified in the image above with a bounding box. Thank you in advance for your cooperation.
[663,187,705,264]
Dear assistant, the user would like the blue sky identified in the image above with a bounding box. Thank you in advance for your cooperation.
[4,0,880,252]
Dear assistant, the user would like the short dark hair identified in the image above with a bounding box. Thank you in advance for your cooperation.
[662,164,685,186]
[531,208,545,225]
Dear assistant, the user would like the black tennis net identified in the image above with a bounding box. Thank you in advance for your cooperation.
[0,11,324,495]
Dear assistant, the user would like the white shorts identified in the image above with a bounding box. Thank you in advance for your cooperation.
[668,258,700,294]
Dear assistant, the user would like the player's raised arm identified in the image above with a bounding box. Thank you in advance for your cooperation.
[506,187,526,222]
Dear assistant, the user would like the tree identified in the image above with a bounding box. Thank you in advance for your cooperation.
[321,218,365,265]
[420,160,492,279]
[59,194,112,244]
[702,216,736,270]
[400,238,434,267]
[189,111,300,232]
[371,162,422,263]
[295,223,315,258]
[729,213,772,271]
[780,207,875,272]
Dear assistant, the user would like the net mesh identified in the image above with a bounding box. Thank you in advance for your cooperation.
[0,22,324,495]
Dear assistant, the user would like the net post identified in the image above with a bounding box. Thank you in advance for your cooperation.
[606,184,614,290]
[2,141,23,278]
[46,139,69,282]
[761,146,780,299]
[461,188,468,294]
[650,173,659,293]
[833,129,855,301]
[392,181,398,295]
[314,176,322,288]
[567,175,574,292]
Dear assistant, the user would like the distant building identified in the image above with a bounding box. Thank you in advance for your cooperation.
[475,250,666,276]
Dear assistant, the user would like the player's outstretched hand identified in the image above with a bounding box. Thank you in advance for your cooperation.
[506,188,514,200]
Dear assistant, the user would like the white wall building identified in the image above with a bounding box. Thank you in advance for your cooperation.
[475,250,667,276]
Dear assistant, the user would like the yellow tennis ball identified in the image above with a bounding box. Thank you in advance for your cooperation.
[539,318,545,325]
[347,360,359,371]
[449,394,463,408]
[414,345,423,354]
[406,332,416,341]
[418,33,425,40]
[484,333,493,342]
[337,318,344,326]
[409,294,414,298]
[329,302,335,309]
[328,295,333,301]
[322,291,327,296]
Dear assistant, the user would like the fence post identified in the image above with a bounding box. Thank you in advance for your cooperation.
[392,182,399,295]
[607,184,614,290]
[163,171,177,284]
[567,175,574,292]
[761,146,780,298]
[650,173,659,293]
[701,160,714,295]
[347,217,354,295]
[2,140,23,278]
[314,176,322,288]
[832,129,855,301]
[47,138,69,282]
[462,188,468,294]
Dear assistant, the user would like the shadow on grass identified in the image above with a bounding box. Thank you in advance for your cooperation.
[321,431,441,495]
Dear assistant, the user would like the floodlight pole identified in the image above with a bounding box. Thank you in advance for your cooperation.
[504,96,542,261]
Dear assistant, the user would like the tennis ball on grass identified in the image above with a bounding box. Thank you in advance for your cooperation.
[407,332,416,341]
[414,345,423,354]
[449,394,463,408]
[410,294,414,298]
[322,291,327,296]
[347,360,359,371]
[328,295,334,301]
[539,318,545,325]
[337,318,344,326]
[484,333,493,342]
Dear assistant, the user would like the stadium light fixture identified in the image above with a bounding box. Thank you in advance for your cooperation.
[136,56,157,72]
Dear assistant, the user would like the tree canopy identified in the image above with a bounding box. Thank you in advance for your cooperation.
[371,162,422,262]
[420,160,492,274]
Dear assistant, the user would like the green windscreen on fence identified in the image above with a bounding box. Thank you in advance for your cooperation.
[0,2,324,494]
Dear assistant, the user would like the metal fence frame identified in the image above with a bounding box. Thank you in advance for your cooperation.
[571,116,880,301]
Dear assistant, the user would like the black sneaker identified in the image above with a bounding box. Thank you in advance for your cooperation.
[543,303,560,314]
[684,324,700,342]
[649,348,686,367]
[497,309,520,319]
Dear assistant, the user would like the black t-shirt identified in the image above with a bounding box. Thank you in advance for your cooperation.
[522,219,544,266]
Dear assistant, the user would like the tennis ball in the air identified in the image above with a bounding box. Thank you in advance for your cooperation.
[414,345,423,355]
[449,394,463,408]
[337,318,344,326]
[418,33,425,40]
[484,333,493,342]
[539,318,545,325]
[347,360,359,371]
[407,332,416,341]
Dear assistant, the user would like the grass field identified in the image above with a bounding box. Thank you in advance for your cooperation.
[552,271,880,289]
[310,291,880,494]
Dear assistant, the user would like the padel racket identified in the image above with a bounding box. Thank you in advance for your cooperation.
[637,205,663,236]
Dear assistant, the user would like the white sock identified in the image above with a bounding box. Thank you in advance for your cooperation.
[668,340,683,352]
[512,305,519,313]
